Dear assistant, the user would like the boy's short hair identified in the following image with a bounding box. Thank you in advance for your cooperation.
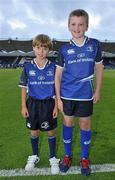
[68,9,89,27]
[32,34,53,50]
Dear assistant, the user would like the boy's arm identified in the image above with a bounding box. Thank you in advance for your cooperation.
[21,87,29,118]
[93,62,103,103]
[55,66,63,111]
[53,97,58,118]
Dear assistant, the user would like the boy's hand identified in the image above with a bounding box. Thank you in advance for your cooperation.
[53,105,58,118]
[21,106,29,118]
[57,99,63,112]
[93,91,100,104]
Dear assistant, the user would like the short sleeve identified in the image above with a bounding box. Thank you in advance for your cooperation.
[55,49,64,67]
[95,41,102,63]
[19,65,28,87]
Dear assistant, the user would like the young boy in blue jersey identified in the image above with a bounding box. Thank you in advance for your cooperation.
[55,9,103,176]
[19,34,59,174]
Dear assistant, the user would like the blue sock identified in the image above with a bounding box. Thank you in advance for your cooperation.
[31,136,39,156]
[48,136,56,158]
[63,124,73,157]
[80,129,92,159]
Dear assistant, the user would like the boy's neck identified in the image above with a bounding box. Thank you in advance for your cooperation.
[35,57,48,68]
[72,36,86,46]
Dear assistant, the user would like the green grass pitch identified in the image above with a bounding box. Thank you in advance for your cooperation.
[0,68,115,179]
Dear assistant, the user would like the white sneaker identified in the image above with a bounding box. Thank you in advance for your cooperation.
[49,157,60,174]
[25,155,40,171]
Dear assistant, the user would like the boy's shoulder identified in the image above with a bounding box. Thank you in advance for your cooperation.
[86,37,101,50]
[23,59,34,67]
[86,37,100,44]
[47,59,55,65]
[59,41,72,52]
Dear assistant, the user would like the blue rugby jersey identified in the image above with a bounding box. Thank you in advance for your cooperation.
[19,59,55,100]
[56,37,102,101]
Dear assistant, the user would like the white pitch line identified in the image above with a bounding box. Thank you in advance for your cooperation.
[0,164,115,177]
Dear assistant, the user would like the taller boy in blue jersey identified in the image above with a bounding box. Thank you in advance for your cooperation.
[55,9,103,176]
[19,34,59,174]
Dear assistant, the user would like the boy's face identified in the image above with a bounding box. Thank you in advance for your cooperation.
[33,44,49,59]
[68,16,88,40]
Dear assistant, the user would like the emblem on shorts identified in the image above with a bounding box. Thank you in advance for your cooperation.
[41,122,49,129]
[27,122,31,128]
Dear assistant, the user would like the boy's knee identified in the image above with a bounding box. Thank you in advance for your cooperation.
[31,130,39,137]
[47,130,55,137]
[79,117,91,130]
[63,116,74,127]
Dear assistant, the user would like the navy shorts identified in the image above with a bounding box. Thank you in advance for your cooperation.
[62,99,93,117]
[26,96,57,131]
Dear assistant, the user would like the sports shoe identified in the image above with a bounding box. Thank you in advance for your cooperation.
[80,158,91,176]
[59,156,72,173]
[25,155,40,171]
[49,157,60,174]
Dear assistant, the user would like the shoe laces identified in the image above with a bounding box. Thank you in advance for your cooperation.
[27,155,38,163]
[80,159,90,169]
[50,157,60,166]
[63,156,71,166]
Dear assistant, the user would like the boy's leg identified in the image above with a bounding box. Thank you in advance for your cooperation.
[47,130,56,158]
[30,130,39,156]
[25,130,40,171]
[79,117,92,176]
[48,130,60,174]
[59,115,73,172]
[63,115,74,157]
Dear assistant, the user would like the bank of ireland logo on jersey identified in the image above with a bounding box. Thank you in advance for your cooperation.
[67,49,75,55]
[38,75,45,80]
[77,53,85,58]
[29,70,36,76]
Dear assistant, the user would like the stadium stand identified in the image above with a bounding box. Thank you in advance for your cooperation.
[0,39,115,52]
[0,39,115,69]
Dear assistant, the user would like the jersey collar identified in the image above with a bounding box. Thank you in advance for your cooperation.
[34,58,49,70]
[70,36,88,47]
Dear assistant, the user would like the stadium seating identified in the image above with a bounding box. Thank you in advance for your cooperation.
[0,39,115,69]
